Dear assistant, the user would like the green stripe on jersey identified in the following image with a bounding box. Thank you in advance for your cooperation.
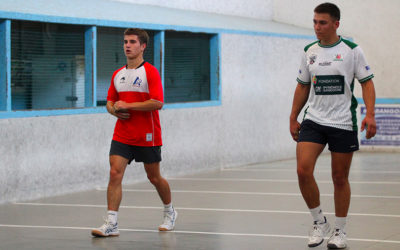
[342,38,358,49]
[297,78,310,85]
[359,74,374,83]
[318,37,343,48]
[304,41,318,52]
[350,79,358,131]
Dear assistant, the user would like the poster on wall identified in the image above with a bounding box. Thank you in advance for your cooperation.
[360,105,400,146]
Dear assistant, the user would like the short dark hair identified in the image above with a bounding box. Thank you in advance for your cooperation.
[314,2,340,21]
[124,28,149,45]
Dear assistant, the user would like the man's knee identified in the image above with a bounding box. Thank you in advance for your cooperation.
[109,167,124,184]
[332,172,348,187]
[297,164,314,182]
[147,175,162,186]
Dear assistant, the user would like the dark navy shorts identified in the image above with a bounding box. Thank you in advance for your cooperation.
[298,119,359,153]
[109,140,162,164]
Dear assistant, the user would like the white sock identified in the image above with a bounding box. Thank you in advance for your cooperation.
[107,210,118,225]
[310,206,325,224]
[164,202,174,213]
[335,216,346,232]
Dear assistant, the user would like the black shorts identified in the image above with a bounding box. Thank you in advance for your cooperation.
[298,119,359,153]
[109,140,162,164]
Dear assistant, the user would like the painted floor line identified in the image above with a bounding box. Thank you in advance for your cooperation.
[168,177,400,185]
[0,224,399,244]
[221,168,400,174]
[104,188,400,199]
[13,202,400,218]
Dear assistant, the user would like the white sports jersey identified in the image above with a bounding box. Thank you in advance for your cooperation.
[297,37,374,131]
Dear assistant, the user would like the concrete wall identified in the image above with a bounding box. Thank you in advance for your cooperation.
[273,0,400,99]
[115,0,274,21]
[0,32,311,203]
[4,0,396,204]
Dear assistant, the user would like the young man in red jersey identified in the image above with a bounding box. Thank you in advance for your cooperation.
[92,28,177,237]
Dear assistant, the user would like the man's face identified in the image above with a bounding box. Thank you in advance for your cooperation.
[313,13,339,41]
[124,35,146,60]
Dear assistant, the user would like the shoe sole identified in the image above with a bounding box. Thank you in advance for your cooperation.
[327,243,346,249]
[308,239,324,248]
[158,211,177,231]
[91,229,120,237]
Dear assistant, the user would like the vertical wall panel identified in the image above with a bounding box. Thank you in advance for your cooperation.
[85,26,96,107]
[0,20,11,111]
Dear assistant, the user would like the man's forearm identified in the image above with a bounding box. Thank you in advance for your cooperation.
[361,80,376,117]
[290,83,310,121]
[118,99,163,111]
[106,101,116,114]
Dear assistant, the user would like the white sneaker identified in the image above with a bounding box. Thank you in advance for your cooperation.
[158,208,178,231]
[308,217,331,247]
[327,228,347,249]
[91,219,119,237]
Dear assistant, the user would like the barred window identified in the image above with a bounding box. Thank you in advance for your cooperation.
[11,21,85,110]
[1,18,220,118]
[164,31,211,103]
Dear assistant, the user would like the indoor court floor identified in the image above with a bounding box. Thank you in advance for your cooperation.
[0,151,399,250]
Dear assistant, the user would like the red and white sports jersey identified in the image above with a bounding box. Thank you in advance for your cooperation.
[107,62,164,146]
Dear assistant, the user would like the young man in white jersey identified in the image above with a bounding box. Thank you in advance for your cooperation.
[289,3,376,249]
[91,28,177,237]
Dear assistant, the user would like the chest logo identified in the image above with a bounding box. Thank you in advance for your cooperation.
[119,77,126,84]
[132,77,143,87]
[333,54,343,61]
[309,54,317,65]
[319,61,332,66]
[313,75,345,95]
[312,75,317,85]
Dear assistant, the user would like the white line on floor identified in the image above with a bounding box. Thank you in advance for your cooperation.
[168,177,400,185]
[222,168,400,174]
[101,188,400,199]
[0,224,399,244]
[13,202,400,218]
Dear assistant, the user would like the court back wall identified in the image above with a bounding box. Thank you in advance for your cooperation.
[0,34,311,203]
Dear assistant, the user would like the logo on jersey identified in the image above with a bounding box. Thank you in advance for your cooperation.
[299,69,302,74]
[119,77,126,84]
[312,75,317,85]
[132,77,142,87]
[313,75,345,95]
[333,54,343,61]
[309,55,317,65]
[365,65,371,71]
[319,61,332,66]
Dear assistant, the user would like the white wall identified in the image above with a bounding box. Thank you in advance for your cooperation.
[273,0,400,99]
[0,33,311,203]
[115,0,274,21]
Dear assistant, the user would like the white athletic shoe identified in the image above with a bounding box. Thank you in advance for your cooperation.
[91,219,119,237]
[308,217,331,247]
[158,208,178,231]
[327,228,347,249]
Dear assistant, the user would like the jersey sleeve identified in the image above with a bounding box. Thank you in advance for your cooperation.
[146,65,164,103]
[354,46,374,83]
[106,71,119,103]
[296,52,311,84]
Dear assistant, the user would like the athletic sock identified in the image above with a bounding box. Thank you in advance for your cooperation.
[310,206,325,224]
[334,216,346,232]
[164,202,174,214]
[107,210,118,225]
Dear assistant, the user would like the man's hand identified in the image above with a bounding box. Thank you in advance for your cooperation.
[290,119,301,142]
[114,101,130,112]
[361,115,376,139]
[110,101,130,120]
